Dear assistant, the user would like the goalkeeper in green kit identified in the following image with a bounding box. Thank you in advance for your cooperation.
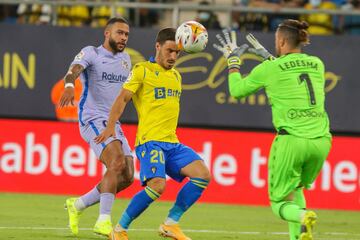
[214,19,332,240]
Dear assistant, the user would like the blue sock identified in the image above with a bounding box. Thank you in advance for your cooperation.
[119,186,160,229]
[168,178,209,222]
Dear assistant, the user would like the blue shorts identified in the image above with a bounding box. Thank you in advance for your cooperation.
[135,141,202,186]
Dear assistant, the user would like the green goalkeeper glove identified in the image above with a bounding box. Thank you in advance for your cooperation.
[213,29,249,70]
[246,33,275,61]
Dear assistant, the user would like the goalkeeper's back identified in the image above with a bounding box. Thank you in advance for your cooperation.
[227,19,331,139]
[264,53,330,139]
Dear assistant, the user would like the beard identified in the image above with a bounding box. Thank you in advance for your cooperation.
[109,37,125,53]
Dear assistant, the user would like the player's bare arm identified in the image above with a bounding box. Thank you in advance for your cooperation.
[59,64,84,107]
[94,88,133,144]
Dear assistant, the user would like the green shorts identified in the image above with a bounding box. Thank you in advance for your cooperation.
[268,134,332,202]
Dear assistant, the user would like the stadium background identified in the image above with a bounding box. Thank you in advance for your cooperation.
[0,0,359,239]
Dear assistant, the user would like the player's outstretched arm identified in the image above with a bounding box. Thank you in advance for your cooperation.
[59,64,84,107]
[246,33,275,61]
[213,29,248,71]
[94,89,133,144]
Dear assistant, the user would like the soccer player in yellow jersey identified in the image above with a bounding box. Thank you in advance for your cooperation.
[95,28,211,240]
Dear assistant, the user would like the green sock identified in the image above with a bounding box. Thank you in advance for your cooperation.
[289,223,300,240]
[288,188,306,240]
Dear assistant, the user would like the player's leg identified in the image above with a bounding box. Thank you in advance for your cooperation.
[115,155,134,192]
[65,144,133,236]
[111,142,166,239]
[160,143,211,240]
[166,160,210,224]
[66,120,132,236]
[298,136,331,240]
[70,147,133,213]
[81,120,133,236]
[113,129,135,193]
[287,187,306,240]
[93,140,130,236]
[65,122,106,236]
[268,135,308,239]
[115,177,164,230]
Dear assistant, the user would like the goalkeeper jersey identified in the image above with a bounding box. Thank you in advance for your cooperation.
[123,58,182,146]
[229,53,330,139]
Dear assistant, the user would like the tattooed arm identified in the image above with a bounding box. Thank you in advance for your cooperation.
[59,64,84,107]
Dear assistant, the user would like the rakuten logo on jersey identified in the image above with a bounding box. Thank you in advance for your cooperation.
[102,72,127,83]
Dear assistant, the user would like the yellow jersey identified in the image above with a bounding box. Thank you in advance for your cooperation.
[123,58,182,146]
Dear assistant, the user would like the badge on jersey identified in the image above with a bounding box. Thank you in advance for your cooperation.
[151,167,157,174]
[121,60,129,70]
[74,51,85,61]
[124,71,133,84]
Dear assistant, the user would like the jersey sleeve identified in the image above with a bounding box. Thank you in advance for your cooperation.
[70,46,96,69]
[123,64,145,93]
[228,61,270,98]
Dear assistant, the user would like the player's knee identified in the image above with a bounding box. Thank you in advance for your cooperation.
[201,168,211,182]
[147,178,166,195]
[108,154,126,174]
[195,167,211,183]
[270,201,282,219]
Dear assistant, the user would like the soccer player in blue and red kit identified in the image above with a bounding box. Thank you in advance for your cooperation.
[95,28,211,240]
[59,17,134,237]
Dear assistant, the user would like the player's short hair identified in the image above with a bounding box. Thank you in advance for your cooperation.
[156,28,176,45]
[277,19,310,47]
[105,17,129,29]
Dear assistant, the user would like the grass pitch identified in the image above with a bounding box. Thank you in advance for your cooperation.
[0,193,359,240]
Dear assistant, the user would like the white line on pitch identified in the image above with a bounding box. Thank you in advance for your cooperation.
[0,226,359,237]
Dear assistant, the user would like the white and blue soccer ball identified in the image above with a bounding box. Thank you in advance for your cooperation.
[175,21,208,54]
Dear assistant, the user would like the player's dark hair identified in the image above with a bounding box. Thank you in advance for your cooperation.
[105,17,129,28]
[156,28,176,45]
[277,19,310,47]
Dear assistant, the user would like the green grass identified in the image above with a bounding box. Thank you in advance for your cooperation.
[0,193,359,240]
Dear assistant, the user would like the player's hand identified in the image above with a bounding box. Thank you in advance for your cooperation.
[59,87,75,107]
[213,29,239,58]
[246,33,275,61]
[94,127,115,144]
[213,29,249,70]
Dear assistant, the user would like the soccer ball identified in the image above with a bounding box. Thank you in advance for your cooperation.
[175,21,208,53]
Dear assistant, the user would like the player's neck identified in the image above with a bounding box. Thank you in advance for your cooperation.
[154,56,167,70]
[281,48,301,55]
[103,43,117,55]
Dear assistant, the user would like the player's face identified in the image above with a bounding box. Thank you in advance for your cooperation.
[156,40,180,70]
[106,22,129,53]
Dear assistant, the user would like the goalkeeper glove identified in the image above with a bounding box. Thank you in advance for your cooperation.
[227,45,249,70]
[213,29,249,70]
[246,33,275,61]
